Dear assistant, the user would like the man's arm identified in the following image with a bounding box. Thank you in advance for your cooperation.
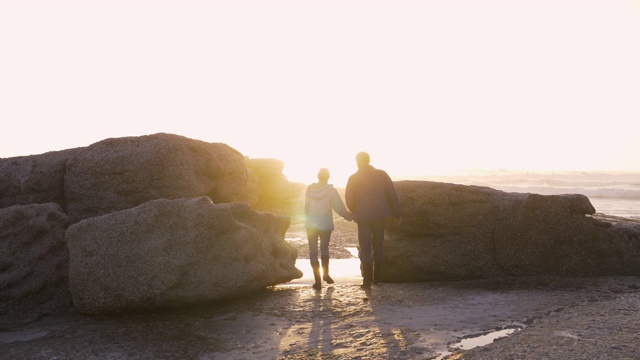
[345,177,355,213]
[383,172,402,218]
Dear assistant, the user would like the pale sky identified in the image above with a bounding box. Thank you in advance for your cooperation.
[2,0,639,186]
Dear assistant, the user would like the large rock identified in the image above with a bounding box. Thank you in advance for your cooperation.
[0,148,81,210]
[66,197,302,315]
[383,181,640,282]
[244,158,303,215]
[64,133,248,223]
[0,203,71,330]
[0,134,308,223]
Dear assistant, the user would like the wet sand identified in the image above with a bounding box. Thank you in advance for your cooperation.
[1,219,640,359]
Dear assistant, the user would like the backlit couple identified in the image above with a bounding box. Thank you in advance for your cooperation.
[304,152,402,290]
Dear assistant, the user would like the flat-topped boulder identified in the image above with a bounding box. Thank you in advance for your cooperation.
[0,203,71,330]
[383,181,640,282]
[64,133,248,223]
[66,197,302,315]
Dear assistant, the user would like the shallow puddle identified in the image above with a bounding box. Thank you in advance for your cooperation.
[280,258,363,287]
[450,326,521,350]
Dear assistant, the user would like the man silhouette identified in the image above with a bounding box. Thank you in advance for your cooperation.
[345,152,402,289]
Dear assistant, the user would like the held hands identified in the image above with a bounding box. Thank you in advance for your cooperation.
[341,214,400,224]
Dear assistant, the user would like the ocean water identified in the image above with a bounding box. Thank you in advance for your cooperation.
[410,171,640,220]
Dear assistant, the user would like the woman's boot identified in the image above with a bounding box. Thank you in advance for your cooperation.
[321,256,334,284]
[311,261,322,290]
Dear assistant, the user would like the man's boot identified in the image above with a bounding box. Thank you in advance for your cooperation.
[373,262,382,285]
[311,261,322,290]
[321,256,334,284]
[361,262,372,289]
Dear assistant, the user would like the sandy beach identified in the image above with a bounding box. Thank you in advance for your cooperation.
[2,218,640,359]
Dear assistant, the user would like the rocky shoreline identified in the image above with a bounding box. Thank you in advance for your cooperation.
[2,134,640,358]
[2,217,640,359]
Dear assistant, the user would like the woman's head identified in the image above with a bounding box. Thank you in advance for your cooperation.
[317,168,330,182]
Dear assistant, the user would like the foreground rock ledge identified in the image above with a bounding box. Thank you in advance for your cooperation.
[65,197,302,315]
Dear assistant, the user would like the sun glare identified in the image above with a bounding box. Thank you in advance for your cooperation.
[281,153,357,188]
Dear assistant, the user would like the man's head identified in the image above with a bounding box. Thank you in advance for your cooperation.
[355,152,370,169]
[317,168,330,182]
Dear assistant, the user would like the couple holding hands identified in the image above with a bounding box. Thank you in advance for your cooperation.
[304,152,402,290]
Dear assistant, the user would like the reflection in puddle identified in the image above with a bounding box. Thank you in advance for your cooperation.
[450,327,520,350]
[280,244,361,288]
[278,258,362,287]
[298,258,361,278]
